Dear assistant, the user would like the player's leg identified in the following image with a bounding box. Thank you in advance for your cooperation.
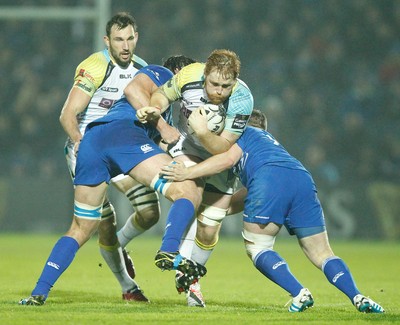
[112,175,161,247]
[19,183,107,305]
[112,176,160,281]
[128,153,206,288]
[298,231,384,313]
[243,221,313,312]
[96,196,148,302]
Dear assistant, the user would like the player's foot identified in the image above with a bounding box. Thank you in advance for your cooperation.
[287,288,314,312]
[122,248,136,279]
[187,280,205,307]
[122,287,149,302]
[155,251,207,291]
[19,295,46,306]
[353,294,384,313]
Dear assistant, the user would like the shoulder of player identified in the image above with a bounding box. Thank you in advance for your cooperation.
[175,62,205,87]
[132,54,148,69]
[75,51,109,84]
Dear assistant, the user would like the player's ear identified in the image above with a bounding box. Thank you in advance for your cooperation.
[103,36,110,49]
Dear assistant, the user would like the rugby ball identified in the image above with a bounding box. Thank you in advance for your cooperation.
[188,104,226,135]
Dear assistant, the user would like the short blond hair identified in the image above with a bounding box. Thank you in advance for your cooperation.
[204,49,241,80]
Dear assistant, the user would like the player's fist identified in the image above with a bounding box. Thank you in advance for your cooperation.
[136,106,161,123]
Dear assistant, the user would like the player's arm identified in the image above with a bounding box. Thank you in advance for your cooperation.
[162,143,242,181]
[126,73,180,143]
[59,87,91,144]
[189,107,239,154]
[136,73,180,122]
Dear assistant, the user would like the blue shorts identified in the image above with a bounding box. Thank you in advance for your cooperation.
[243,165,325,236]
[74,119,164,186]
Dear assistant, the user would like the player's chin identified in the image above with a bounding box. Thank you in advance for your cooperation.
[208,98,224,105]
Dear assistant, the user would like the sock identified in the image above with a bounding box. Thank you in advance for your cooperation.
[191,239,214,266]
[179,219,197,258]
[117,214,144,248]
[31,236,80,298]
[99,244,137,292]
[160,198,195,253]
[322,256,360,301]
[254,250,303,297]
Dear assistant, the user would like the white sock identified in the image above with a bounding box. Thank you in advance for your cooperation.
[117,215,145,248]
[99,246,137,292]
[179,220,197,258]
[191,243,213,266]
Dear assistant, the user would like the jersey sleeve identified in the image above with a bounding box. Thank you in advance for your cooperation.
[72,52,109,97]
[161,62,205,102]
[224,80,254,136]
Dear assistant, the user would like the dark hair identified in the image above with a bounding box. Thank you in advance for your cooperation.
[106,12,138,37]
[248,109,267,130]
[163,55,196,73]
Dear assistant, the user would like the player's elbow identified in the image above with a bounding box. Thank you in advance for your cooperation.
[223,157,236,170]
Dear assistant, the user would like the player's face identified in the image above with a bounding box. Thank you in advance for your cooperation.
[204,69,236,105]
[104,25,138,68]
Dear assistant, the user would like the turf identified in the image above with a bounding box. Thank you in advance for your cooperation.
[1,234,398,324]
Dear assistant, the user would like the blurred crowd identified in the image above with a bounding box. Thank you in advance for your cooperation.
[1,0,399,238]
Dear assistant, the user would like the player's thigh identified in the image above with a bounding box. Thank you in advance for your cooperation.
[74,183,108,207]
[129,153,172,184]
[111,174,141,193]
[243,221,281,236]
[201,191,232,210]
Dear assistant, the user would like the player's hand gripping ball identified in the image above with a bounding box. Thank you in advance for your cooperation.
[188,104,226,135]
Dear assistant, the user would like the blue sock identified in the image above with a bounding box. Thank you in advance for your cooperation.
[322,256,360,301]
[31,236,80,298]
[255,250,303,297]
[160,198,194,252]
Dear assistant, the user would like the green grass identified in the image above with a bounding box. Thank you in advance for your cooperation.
[1,234,398,324]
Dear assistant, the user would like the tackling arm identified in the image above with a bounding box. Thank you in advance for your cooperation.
[162,143,242,181]
[126,74,180,144]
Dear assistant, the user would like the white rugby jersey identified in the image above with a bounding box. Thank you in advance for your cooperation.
[67,49,147,146]
[161,62,253,147]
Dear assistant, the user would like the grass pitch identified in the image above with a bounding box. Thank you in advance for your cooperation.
[0,234,398,324]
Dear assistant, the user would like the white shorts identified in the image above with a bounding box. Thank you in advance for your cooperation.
[167,136,236,195]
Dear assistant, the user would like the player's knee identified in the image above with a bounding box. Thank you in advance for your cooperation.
[242,229,276,263]
[74,200,103,220]
[126,183,160,214]
[199,204,228,227]
[135,207,160,230]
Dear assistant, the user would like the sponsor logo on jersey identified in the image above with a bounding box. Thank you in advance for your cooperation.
[75,81,92,93]
[100,86,118,92]
[182,81,203,92]
[141,144,154,153]
[232,114,249,129]
[120,74,133,79]
[99,98,115,109]
[78,69,95,83]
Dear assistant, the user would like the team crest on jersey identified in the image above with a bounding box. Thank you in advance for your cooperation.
[232,114,249,129]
